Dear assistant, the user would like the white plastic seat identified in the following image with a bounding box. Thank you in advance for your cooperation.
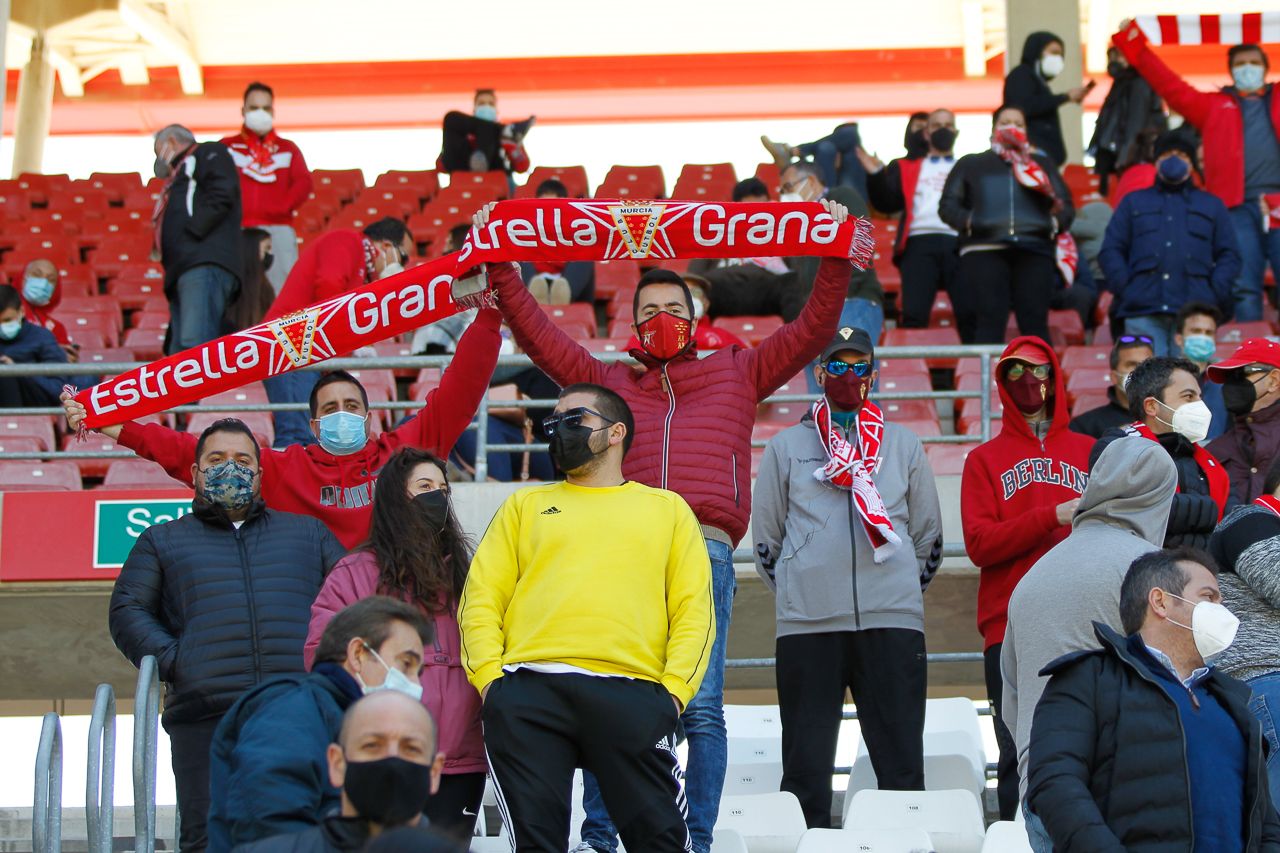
[722,760,785,796]
[797,827,934,852]
[847,728,986,800]
[724,704,783,737]
[715,792,808,853]
[844,789,985,853]
[924,697,985,754]
[982,821,1034,852]
[712,827,751,853]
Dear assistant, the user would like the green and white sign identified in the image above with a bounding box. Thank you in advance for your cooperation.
[93,499,193,568]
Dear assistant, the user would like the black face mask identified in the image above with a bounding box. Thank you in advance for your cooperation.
[412,489,450,532]
[1107,60,1127,79]
[905,128,929,158]
[1223,374,1261,416]
[262,252,274,272]
[548,422,605,473]
[343,755,433,826]
[930,127,957,153]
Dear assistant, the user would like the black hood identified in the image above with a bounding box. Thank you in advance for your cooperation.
[1020,31,1064,66]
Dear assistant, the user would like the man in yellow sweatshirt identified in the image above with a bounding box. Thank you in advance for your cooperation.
[460,383,714,852]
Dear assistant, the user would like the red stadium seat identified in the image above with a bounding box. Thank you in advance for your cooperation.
[716,316,783,346]
[580,337,633,355]
[90,233,154,280]
[877,358,931,380]
[1219,321,1277,345]
[444,171,510,200]
[100,458,187,490]
[87,172,144,203]
[121,328,166,360]
[9,233,78,264]
[78,347,137,366]
[48,188,112,218]
[130,312,168,330]
[595,261,639,301]
[61,433,122,478]
[1049,309,1085,346]
[186,411,274,447]
[201,383,269,407]
[925,443,978,476]
[516,166,590,199]
[877,373,933,394]
[670,176,735,201]
[929,293,956,328]
[1071,391,1110,417]
[373,170,440,201]
[878,399,939,422]
[16,173,72,205]
[108,277,165,310]
[0,461,82,492]
[66,328,110,350]
[767,373,813,401]
[0,436,42,457]
[369,340,417,379]
[601,165,665,199]
[606,318,634,339]
[59,295,123,326]
[58,311,119,346]
[1065,368,1111,405]
[539,303,595,329]
[312,169,365,201]
[0,415,57,451]
[898,418,943,437]
[343,369,396,399]
[1060,344,1113,376]
[753,163,780,199]
[882,327,962,369]
[751,421,789,445]
[353,187,422,219]
[757,401,807,425]
[678,163,737,185]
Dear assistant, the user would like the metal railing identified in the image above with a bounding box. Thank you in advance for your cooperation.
[33,711,62,853]
[87,683,116,853]
[0,345,1002,483]
[133,656,160,853]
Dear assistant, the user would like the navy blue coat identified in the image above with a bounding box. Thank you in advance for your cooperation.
[0,320,70,404]
[1098,181,1240,319]
[108,499,344,727]
[207,665,360,853]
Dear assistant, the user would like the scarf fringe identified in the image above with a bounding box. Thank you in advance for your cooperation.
[62,384,87,442]
[848,217,876,270]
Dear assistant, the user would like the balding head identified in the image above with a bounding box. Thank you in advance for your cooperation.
[23,259,57,284]
[154,124,195,148]
[328,691,445,814]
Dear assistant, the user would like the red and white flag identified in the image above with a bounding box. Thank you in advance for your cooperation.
[1133,13,1280,45]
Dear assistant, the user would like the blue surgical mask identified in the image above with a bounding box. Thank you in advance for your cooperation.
[22,276,54,306]
[358,643,424,701]
[1157,156,1191,185]
[315,410,368,455]
[1181,333,1216,364]
[1233,63,1266,93]
[474,104,498,123]
[0,319,22,340]
[198,459,257,510]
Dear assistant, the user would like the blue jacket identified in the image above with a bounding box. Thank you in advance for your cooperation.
[1098,181,1240,319]
[0,320,70,404]
[207,664,360,853]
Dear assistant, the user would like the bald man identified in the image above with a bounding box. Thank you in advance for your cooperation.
[19,259,79,361]
[236,692,446,852]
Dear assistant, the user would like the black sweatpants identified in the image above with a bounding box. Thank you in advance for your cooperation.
[898,234,959,329]
[425,771,487,842]
[957,248,1056,344]
[483,669,690,852]
[776,630,926,828]
[167,716,222,852]
[984,643,1019,821]
[440,111,503,172]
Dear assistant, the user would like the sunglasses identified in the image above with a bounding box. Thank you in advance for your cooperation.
[541,406,615,438]
[1005,363,1050,381]
[824,360,873,377]
[1116,334,1155,347]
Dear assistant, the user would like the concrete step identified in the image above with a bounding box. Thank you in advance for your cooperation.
[0,806,176,852]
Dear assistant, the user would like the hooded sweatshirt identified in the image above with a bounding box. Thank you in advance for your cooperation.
[18,272,69,345]
[1000,435,1175,797]
[1003,31,1070,167]
[961,336,1094,649]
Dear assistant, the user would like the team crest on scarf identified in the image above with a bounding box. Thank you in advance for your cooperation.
[569,200,699,260]
[610,203,666,258]
[268,308,322,369]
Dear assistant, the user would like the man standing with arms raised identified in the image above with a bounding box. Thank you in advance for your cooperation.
[472,199,854,853]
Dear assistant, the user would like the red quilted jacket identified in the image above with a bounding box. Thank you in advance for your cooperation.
[491,258,852,545]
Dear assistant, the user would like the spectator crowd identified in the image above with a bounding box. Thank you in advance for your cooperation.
[22,17,1280,853]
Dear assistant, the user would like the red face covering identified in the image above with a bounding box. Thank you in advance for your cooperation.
[1005,373,1052,414]
[994,125,1029,150]
[824,372,870,411]
[635,312,692,361]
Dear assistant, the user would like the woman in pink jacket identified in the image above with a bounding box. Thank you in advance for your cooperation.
[304,448,484,839]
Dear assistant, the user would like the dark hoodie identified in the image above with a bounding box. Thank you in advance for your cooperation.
[1003,31,1069,167]
[960,336,1095,649]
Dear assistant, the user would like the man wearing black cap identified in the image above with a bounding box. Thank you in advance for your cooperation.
[1099,130,1241,357]
[753,325,943,828]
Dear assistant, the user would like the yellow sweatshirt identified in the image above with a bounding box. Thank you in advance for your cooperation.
[459,480,715,707]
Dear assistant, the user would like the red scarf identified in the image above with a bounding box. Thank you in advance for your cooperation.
[1254,495,1280,518]
[992,127,1060,211]
[1129,422,1230,520]
[811,397,901,563]
[240,128,282,180]
[360,237,380,283]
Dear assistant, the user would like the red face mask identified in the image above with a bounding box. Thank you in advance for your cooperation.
[824,372,870,411]
[994,125,1028,149]
[1005,373,1051,414]
[636,311,692,361]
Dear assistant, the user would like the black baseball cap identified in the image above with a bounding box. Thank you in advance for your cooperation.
[820,326,875,363]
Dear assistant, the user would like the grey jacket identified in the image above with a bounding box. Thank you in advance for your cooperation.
[1001,435,1176,797]
[752,411,942,637]
[1209,504,1280,683]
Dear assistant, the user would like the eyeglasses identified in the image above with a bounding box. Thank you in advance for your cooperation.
[1116,334,1155,347]
[780,178,810,194]
[824,360,872,377]
[1005,363,1050,381]
[541,406,615,437]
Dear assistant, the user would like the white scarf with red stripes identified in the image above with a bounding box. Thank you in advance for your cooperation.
[811,397,901,563]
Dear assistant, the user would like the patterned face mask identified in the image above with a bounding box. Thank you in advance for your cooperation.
[198,459,257,510]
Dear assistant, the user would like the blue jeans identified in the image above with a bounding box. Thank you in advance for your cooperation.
[1247,672,1280,806]
[1121,314,1176,357]
[168,264,236,354]
[1022,800,1054,853]
[806,298,885,394]
[796,124,868,198]
[263,369,319,449]
[580,538,735,853]
[1229,202,1280,322]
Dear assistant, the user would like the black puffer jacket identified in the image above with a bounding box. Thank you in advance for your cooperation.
[109,499,344,726]
[938,150,1073,256]
[1003,31,1070,166]
[1028,623,1280,852]
[159,141,244,293]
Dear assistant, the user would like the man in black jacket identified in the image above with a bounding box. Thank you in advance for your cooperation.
[1068,334,1154,438]
[109,418,344,853]
[153,124,243,355]
[1088,47,1167,195]
[1091,357,1231,549]
[1003,31,1093,167]
[1027,548,1280,852]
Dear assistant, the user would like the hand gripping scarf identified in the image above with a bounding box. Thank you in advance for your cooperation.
[74,200,874,429]
[811,396,901,563]
[1127,421,1230,520]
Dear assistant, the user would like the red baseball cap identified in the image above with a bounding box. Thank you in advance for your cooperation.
[998,341,1052,367]
[1206,337,1280,382]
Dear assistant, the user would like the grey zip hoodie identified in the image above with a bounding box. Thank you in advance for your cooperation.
[1001,435,1176,798]
[752,410,943,636]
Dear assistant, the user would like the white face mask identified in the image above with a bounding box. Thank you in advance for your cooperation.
[356,642,424,701]
[779,192,804,203]
[244,108,273,135]
[1039,53,1065,79]
[379,262,405,280]
[1157,399,1212,444]
[1164,591,1239,663]
[691,298,705,321]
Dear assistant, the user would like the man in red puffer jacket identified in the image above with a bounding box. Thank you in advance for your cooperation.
[475,199,855,853]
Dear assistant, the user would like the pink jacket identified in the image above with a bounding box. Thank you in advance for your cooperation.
[303,551,485,774]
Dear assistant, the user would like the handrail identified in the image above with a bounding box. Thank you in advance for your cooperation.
[133,656,160,853]
[87,683,116,853]
[33,711,62,853]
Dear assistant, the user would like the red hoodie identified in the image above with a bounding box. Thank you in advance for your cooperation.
[219,128,313,227]
[115,309,502,549]
[264,230,367,322]
[960,336,1093,649]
